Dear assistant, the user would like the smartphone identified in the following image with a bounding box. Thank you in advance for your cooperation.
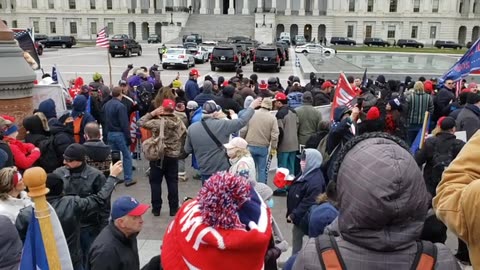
[111,150,121,164]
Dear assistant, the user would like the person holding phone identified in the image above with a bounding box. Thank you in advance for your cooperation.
[84,123,114,179]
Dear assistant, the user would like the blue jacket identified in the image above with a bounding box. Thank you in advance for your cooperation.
[185,79,200,100]
[288,92,303,109]
[102,98,130,143]
[308,202,338,237]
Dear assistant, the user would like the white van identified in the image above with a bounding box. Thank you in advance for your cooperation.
[279,32,291,44]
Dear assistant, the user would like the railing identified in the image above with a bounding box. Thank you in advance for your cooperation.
[165,6,190,12]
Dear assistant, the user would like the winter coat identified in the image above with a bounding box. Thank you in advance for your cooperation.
[276,105,299,152]
[72,95,96,144]
[36,98,57,119]
[326,106,354,154]
[102,98,131,143]
[456,104,480,140]
[312,90,330,106]
[84,139,112,177]
[228,155,256,182]
[308,202,338,237]
[296,104,323,145]
[0,141,14,168]
[89,223,140,270]
[16,176,117,266]
[46,119,75,170]
[238,86,256,100]
[54,164,109,230]
[433,131,480,268]
[433,87,455,121]
[2,137,41,170]
[138,112,187,158]
[287,92,303,109]
[0,191,32,224]
[0,215,22,270]
[293,135,459,270]
[241,108,279,149]
[286,149,325,226]
[185,108,254,175]
[185,78,200,100]
[216,88,243,113]
[359,91,377,112]
[194,82,218,107]
[415,132,465,197]
[407,91,434,126]
[23,114,50,147]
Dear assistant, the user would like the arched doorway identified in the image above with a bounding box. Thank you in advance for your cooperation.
[276,24,285,39]
[458,26,467,45]
[155,22,162,42]
[472,26,480,42]
[128,22,136,39]
[142,22,149,40]
[304,24,312,42]
[318,24,326,44]
[290,24,298,40]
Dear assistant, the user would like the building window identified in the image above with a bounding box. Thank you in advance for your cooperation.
[432,0,439,12]
[90,22,97,34]
[459,0,463,13]
[107,0,113,9]
[474,1,477,13]
[387,25,396,38]
[365,25,372,38]
[348,0,355,12]
[430,26,437,39]
[48,0,54,9]
[33,21,40,33]
[411,26,418,38]
[413,0,420,12]
[107,22,114,35]
[12,20,18,28]
[31,0,37,8]
[69,0,76,9]
[389,0,397,12]
[367,0,374,12]
[70,22,77,34]
[347,25,354,38]
[90,0,96,9]
[50,21,56,33]
[0,2,2,9]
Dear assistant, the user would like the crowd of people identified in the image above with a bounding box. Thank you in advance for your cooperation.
[0,62,480,269]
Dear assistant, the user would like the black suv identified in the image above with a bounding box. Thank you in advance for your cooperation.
[109,35,142,57]
[42,36,76,48]
[210,45,242,71]
[34,34,48,42]
[364,37,390,47]
[397,39,424,48]
[330,37,356,46]
[434,40,462,49]
[253,46,281,72]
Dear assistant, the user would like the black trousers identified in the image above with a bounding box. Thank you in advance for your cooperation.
[149,157,179,212]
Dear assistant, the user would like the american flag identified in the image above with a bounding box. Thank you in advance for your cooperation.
[12,28,32,40]
[96,27,109,48]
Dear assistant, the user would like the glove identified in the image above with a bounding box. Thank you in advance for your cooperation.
[270,149,277,157]
[275,240,289,253]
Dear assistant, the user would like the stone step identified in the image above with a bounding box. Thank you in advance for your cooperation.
[180,14,255,40]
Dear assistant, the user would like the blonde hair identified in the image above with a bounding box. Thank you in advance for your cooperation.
[414,81,424,93]
[0,167,16,201]
[153,87,176,109]
[234,148,251,158]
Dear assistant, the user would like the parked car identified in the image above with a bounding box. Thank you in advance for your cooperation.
[187,46,209,64]
[162,48,195,70]
[397,39,424,48]
[435,40,462,49]
[234,44,250,65]
[201,41,218,56]
[210,45,242,71]
[295,43,336,56]
[364,37,390,47]
[182,34,203,45]
[330,37,356,46]
[147,34,161,44]
[275,41,290,61]
[253,46,281,73]
[292,35,307,46]
[42,36,76,48]
[109,36,142,57]
[34,34,48,43]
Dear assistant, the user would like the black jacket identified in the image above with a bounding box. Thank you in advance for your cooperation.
[456,104,480,140]
[16,176,118,266]
[433,87,455,121]
[414,132,465,196]
[0,140,14,168]
[312,90,330,106]
[102,98,131,143]
[215,96,242,113]
[89,223,140,270]
[53,164,109,230]
[84,139,112,177]
[49,119,75,163]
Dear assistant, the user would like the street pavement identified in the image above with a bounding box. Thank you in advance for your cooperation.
[36,45,469,268]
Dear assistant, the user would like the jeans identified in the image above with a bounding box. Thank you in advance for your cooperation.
[149,157,179,212]
[248,145,269,183]
[107,132,133,183]
[407,124,422,146]
[292,224,304,255]
[80,226,100,269]
[278,151,296,175]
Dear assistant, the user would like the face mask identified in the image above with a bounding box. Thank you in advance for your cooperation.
[300,160,306,173]
[267,198,274,208]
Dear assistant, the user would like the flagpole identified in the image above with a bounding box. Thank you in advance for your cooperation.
[107,49,113,87]
[23,167,62,270]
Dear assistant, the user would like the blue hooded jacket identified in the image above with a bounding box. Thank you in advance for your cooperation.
[37,98,57,119]
[71,95,96,143]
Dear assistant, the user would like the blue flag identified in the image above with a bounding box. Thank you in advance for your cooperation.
[410,128,423,154]
[361,68,368,87]
[441,39,480,82]
[20,213,50,270]
[51,66,58,82]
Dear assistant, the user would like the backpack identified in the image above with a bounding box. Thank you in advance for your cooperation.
[430,141,454,196]
[137,82,155,114]
[37,136,60,173]
[317,136,338,168]
[73,115,83,143]
[315,233,437,270]
[142,118,165,161]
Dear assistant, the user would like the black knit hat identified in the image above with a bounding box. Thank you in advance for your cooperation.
[63,143,86,161]
[440,117,456,131]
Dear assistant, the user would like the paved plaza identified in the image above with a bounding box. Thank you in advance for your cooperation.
[36,45,469,268]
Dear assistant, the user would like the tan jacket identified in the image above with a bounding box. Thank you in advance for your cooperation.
[240,108,279,149]
[138,112,187,158]
[433,130,480,268]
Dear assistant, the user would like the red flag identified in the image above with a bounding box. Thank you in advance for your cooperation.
[129,112,137,153]
[330,73,357,121]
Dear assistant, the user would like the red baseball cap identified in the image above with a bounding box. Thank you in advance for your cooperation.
[321,81,334,89]
[274,92,287,101]
[162,99,176,110]
[189,69,200,76]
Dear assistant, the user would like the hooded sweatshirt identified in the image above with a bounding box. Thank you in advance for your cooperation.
[37,98,57,120]
[0,215,22,270]
[293,134,459,270]
[23,114,50,147]
[194,81,218,107]
[71,95,96,144]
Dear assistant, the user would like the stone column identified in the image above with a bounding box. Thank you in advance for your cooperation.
[214,0,221,14]
[228,0,234,14]
[285,0,291,15]
[200,0,208,13]
[469,0,475,17]
[242,0,249,14]
[173,0,180,8]
[299,0,305,15]
[326,0,333,14]
[5,0,11,12]
[313,0,319,15]
[149,0,155,13]
[135,0,141,13]
[257,0,262,13]
[271,0,276,12]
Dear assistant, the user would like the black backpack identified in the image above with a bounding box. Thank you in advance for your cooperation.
[137,82,154,114]
[430,141,454,196]
[37,136,60,173]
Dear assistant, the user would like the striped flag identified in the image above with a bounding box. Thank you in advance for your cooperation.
[455,80,462,97]
[96,27,109,48]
